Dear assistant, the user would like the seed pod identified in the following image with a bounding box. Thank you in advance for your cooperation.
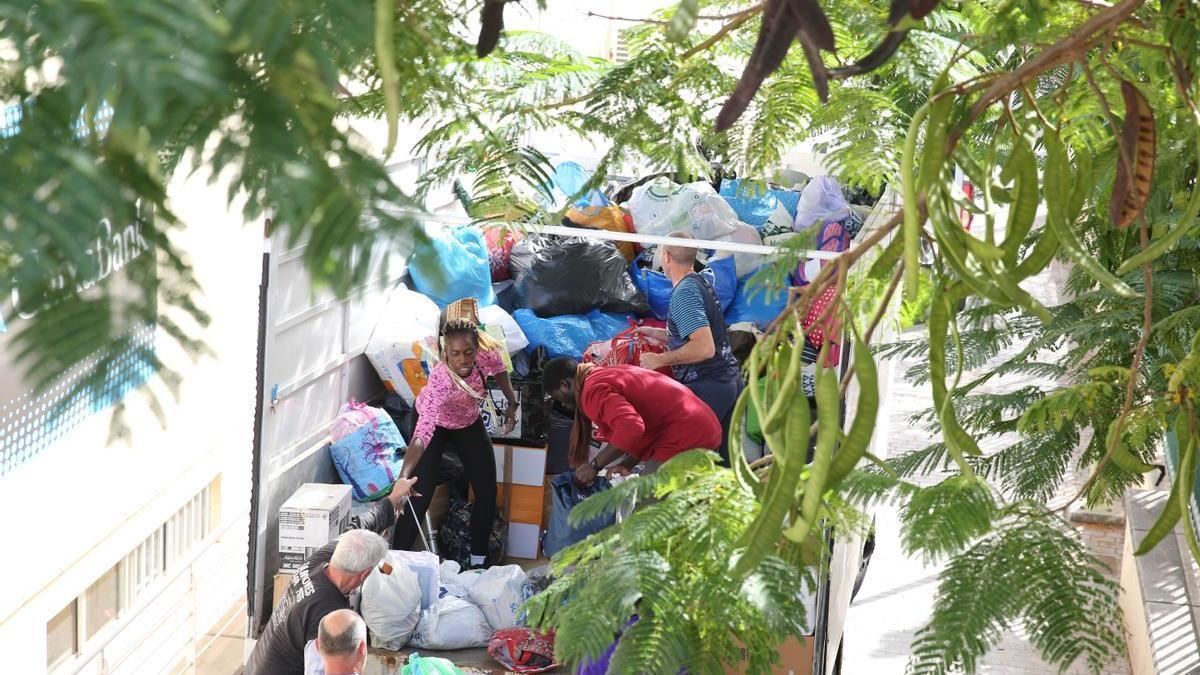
[1109,80,1156,229]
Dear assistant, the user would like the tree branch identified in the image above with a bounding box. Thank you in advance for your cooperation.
[945,0,1147,152]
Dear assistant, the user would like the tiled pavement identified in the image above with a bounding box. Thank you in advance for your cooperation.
[842,261,1133,675]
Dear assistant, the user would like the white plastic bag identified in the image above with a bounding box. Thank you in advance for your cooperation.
[479,304,529,354]
[365,285,442,403]
[409,596,492,650]
[710,223,764,278]
[390,550,440,610]
[466,564,527,631]
[361,557,422,650]
[629,178,740,240]
[793,176,850,232]
[440,561,486,599]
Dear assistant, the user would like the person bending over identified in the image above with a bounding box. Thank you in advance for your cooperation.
[637,232,741,465]
[542,358,721,486]
[246,476,416,675]
[392,298,518,568]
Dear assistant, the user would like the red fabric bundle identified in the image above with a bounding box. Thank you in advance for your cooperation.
[487,628,559,673]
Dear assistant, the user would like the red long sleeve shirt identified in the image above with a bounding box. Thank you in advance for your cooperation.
[579,365,722,464]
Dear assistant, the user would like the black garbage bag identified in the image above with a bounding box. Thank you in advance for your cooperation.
[438,497,507,568]
[508,235,650,316]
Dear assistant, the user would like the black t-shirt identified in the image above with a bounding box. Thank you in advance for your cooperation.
[245,543,346,675]
[246,499,395,675]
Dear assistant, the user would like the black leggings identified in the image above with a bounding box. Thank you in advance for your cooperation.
[391,417,497,556]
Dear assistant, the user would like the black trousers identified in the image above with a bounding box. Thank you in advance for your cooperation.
[391,417,497,556]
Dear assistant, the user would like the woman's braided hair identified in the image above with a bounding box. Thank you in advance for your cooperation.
[441,298,504,353]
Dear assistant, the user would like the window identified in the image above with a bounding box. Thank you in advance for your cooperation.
[45,475,221,669]
[84,565,119,640]
[46,602,76,668]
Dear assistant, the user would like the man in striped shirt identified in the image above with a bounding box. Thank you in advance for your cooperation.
[638,232,742,464]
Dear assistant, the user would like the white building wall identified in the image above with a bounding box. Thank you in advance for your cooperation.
[0,161,262,674]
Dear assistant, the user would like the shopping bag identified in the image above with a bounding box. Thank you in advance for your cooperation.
[361,555,422,650]
[543,472,615,557]
[487,628,560,674]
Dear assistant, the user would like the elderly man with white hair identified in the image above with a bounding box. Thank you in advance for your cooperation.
[246,475,417,675]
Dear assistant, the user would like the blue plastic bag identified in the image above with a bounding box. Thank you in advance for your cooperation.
[629,254,737,320]
[408,226,496,307]
[514,309,630,360]
[719,179,779,227]
[547,161,610,208]
[543,471,614,558]
[725,276,789,329]
[329,406,406,501]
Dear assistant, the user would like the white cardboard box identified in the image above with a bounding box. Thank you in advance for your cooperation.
[507,522,541,559]
[279,483,351,572]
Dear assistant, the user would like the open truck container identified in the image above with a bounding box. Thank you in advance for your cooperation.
[246,164,902,674]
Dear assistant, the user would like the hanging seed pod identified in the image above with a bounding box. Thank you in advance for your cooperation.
[1109,80,1156,229]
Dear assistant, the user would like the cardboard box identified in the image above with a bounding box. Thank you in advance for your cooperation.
[279,483,351,572]
[273,572,294,609]
[727,636,815,675]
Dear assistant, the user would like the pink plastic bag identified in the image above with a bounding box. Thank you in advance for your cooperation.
[330,399,377,443]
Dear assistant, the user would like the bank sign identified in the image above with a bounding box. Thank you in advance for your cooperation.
[0,212,158,476]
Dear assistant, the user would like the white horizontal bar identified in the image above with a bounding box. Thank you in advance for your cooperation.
[380,205,842,261]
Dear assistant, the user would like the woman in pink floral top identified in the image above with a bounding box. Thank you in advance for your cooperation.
[393,301,518,568]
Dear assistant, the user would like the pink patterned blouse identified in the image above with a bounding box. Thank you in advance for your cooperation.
[412,348,506,446]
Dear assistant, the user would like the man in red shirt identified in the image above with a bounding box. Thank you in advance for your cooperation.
[542,357,723,485]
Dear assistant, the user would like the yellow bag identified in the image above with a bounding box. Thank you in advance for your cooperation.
[566,206,640,262]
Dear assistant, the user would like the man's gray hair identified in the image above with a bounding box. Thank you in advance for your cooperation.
[329,529,387,574]
[663,231,698,267]
[318,609,366,656]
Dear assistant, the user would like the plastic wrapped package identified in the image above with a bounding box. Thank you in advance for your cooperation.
[718,179,779,227]
[365,286,441,403]
[466,564,527,631]
[761,201,798,245]
[566,205,639,261]
[793,219,850,286]
[479,304,529,354]
[402,654,464,675]
[408,225,496,307]
[484,227,524,282]
[389,550,440,610]
[328,403,405,501]
[514,309,631,360]
[724,276,790,330]
[488,629,559,673]
[710,222,765,278]
[409,596,493,650]
[793,176,851,232]
[361,558,422,650]
[508,235,649,316]
[627,178,740,240]
[546,160,610,209]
